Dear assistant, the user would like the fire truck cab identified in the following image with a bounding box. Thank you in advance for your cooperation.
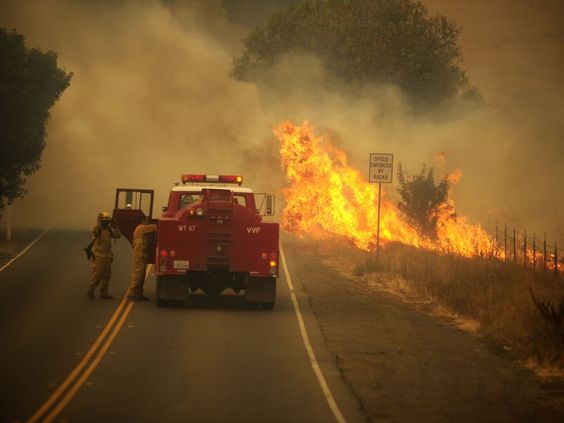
[113,175,279,309]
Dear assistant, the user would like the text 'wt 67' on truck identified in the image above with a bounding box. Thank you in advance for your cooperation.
[113,174,279,309]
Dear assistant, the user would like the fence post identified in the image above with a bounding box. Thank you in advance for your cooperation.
[555,243,559,278]
[504,225,507,261]
[543,233,547,272]
[513,227,517,263]
[523,230,527,270]
[532,234,536,270]
[495,223,498,258]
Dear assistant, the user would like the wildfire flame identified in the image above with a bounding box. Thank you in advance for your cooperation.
[274,120,495,257]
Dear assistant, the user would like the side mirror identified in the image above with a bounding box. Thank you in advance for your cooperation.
[266,194,273,216]
[254,193,275,216]
[162,205,168,212]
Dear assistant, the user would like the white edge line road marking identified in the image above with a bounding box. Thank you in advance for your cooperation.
[0,225,53,273]
[279,241,347,423]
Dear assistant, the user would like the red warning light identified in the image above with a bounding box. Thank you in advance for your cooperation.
[181,174,206,183]
[219,175,243,185]
[181,174,243,185]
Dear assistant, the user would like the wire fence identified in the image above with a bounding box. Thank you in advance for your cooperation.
[489,223,562,279]
[1,204,562,280]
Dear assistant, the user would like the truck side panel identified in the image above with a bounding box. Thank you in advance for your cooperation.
[156,218,208,274]
[156,219,279,276]
[231,222,279,276]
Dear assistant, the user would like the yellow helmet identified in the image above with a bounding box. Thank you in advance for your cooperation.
[98,211,111,220]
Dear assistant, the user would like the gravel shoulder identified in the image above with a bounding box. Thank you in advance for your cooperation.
[283,235,563,422]
[0,228,42,268]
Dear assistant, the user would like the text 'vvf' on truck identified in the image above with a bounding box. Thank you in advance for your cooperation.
[113,174,279,309]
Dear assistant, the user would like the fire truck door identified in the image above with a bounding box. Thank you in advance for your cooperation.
[113,188,155,246]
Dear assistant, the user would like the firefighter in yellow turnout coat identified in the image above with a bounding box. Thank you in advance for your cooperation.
[127,217,157,302]
[88,212,121,299]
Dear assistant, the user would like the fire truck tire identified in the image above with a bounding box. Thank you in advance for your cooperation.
[156,275,188,306]
[156,298,183,307]
[246,301,258,310]
[156,277,167,307]
[246,300,274,310]
[245,276,276,310]
[261,301,275,310]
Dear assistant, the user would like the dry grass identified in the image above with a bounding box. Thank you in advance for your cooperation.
[317,238,564,370]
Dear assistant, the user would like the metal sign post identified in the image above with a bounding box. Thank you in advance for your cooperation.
[369,153,394,257]
[376,183,382,257]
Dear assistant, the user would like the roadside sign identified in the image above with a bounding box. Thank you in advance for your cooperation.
[369,153,393,183]
[369,153,394,258]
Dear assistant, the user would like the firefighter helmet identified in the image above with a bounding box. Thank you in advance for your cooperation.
[98,211,111,220]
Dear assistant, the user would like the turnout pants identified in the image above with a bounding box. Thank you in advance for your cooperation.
[128,257,147,296]
[89,257,112,295]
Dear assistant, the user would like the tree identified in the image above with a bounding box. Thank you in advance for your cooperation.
[0,28,72,217]
[396,163,452,237]
[222,0,301,27]
[232,0,474,107]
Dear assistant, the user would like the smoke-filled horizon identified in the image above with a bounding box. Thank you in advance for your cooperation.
[0,0,275,229]
[0,0,562,245]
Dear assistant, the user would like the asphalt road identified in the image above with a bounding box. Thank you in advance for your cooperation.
[0,230,364,423]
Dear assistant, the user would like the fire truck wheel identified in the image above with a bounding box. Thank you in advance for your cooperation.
[245,276,276,309]
[261,301,275,310]
[245,300,274,310]
[246,301,259,310]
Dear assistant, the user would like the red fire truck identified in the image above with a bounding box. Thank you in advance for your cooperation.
[113,174,279,309]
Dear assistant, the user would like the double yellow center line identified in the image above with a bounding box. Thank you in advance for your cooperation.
[27,265,152,423]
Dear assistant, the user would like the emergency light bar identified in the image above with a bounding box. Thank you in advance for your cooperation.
[181,174,243,185]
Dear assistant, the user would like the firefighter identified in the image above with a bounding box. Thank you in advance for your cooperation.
[127,216,157,302]
[87,212,121,299]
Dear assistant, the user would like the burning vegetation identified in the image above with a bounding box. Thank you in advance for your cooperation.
[275,120,564,369]
[274,120,495,258]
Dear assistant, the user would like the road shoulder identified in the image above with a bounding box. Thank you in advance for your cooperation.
[283,235,562,422]
[0,227,42,268]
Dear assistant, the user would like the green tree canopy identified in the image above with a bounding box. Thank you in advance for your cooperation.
[396,163,452,237]
[232,0,473,107]
[0,28,72,216]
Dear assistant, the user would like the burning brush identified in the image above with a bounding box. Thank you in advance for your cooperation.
[274,120,495,258]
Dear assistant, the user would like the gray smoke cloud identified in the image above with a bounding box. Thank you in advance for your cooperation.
[1,0,562,246]
[424,0,564,243]
[0,0,273,229]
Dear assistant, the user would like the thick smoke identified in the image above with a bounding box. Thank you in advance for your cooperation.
[423,0,564,244]
[253,0,564,244]
[1,0,562,245]
[0,0,272,229]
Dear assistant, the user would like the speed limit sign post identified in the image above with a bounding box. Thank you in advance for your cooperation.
[369,153,394,257]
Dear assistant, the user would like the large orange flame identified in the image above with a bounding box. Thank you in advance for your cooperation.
[274,120,496,257]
